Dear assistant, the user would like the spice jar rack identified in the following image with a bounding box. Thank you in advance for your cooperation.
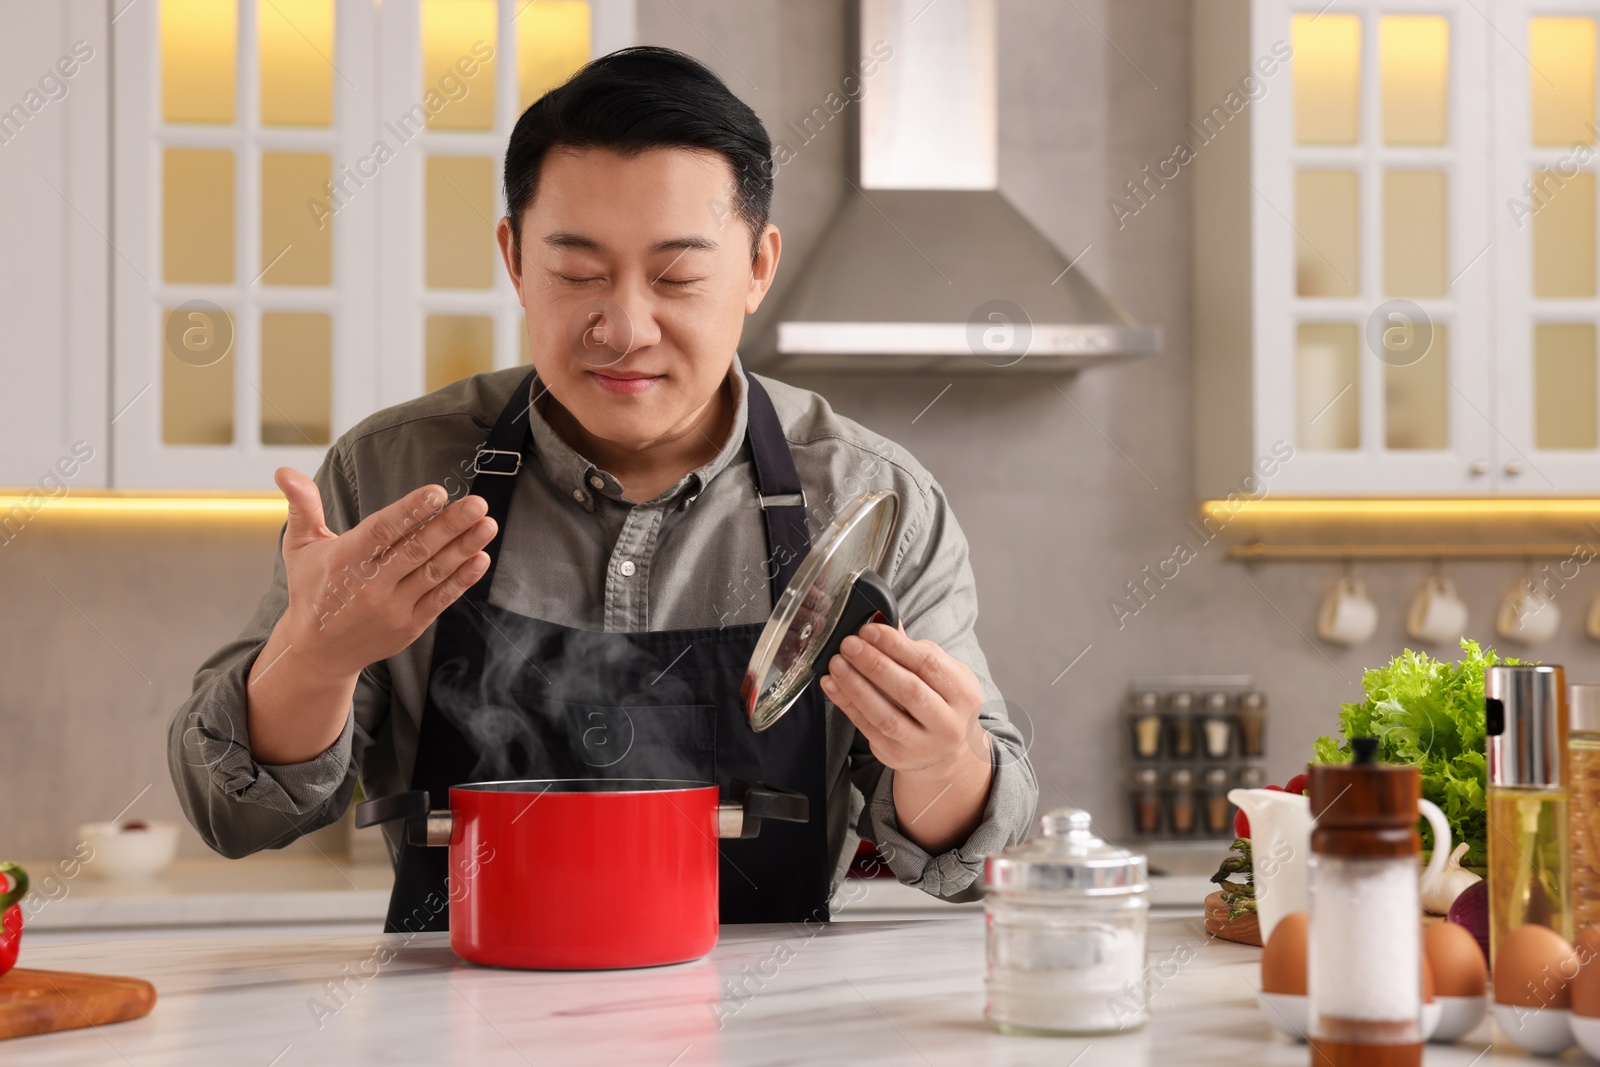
[1125,676,1266,840]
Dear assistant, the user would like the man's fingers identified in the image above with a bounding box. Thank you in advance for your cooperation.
[381,494,492,582]
[395,517,497,602]
[276,467,332,548]
[839,632,944,726]
[353,482,450,561]
[859,623,970,706]
[823,655,920,740]
[412,552,491,627]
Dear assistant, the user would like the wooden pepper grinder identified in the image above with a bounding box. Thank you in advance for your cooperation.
[1306,736,1423,1067]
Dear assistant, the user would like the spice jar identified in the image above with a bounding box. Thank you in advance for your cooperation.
[1166,768,1196,835]
[1307,737,1423,1066]
[1200,692,1233,759]
[1236,690,1267,757]
[1167,691,1196,759]
[1128,691,1164,760]
[1201,767,1233,835]
[984,809,1150,1035]
[1129,768,1162,835]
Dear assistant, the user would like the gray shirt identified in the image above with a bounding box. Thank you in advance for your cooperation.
[167,357,1037,903]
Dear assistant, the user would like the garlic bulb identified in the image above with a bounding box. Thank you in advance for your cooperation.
[1420,842,1481,915]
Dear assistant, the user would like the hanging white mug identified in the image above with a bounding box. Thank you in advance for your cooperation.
[1496,577,1562,646]
[1318,576,1379,646]
[1406,576,1470,645]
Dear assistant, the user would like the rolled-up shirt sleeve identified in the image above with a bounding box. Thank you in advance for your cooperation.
[848,470,1038,901]
[166,445,382,858]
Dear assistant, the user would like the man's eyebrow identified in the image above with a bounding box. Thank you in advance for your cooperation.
[541,232,718,254]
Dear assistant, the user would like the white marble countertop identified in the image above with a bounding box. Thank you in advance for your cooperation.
[18,854,1208,932]
[10,915,1530,1066]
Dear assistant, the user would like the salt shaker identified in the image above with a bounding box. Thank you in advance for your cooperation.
[1306,737,1423,1066]
[984,809,1149,1034]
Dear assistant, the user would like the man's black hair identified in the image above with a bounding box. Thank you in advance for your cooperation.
[504,46,774,260]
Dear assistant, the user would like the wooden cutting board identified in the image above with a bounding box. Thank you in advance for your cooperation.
[0,968,156,1040]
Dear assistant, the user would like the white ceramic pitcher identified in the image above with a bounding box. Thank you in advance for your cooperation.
[1228,787,1312,944]
[1228,786,1452,944]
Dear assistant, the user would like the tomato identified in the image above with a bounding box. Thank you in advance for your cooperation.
[1284,773,1309,797]
[1234,807,1250,839]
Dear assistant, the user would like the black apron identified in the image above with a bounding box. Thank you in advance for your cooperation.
[382,371,832,933]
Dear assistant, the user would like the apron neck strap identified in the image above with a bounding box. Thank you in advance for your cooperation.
[462,369,810,606]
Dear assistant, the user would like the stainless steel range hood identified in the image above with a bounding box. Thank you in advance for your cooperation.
[758,0,1161,374]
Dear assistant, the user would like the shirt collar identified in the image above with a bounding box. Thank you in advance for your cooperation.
[524,355,752,510]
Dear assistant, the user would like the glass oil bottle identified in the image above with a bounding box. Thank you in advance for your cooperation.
[1569,683,1600,928]
[1486,664,1571,967]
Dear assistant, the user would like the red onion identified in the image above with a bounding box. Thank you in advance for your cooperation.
[1446,879,1490,965]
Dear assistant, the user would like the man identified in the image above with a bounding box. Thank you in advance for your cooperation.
[169,46,1035,930]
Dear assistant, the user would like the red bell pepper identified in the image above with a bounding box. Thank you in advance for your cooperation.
[0,862,28,977]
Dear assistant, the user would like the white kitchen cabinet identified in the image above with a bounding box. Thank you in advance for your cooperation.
[0,0,109,490]
[1194,0,1600,497]
[108,0,632,491]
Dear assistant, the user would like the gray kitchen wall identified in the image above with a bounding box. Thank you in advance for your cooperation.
[2,0,1597,862]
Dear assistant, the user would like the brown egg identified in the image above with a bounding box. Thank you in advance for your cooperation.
[1422,951,1436,1003]
[1261,911,1309,996]
[1570,924,1600,1017]
[1424,921,1488,998]
[1493,924,1578,1009]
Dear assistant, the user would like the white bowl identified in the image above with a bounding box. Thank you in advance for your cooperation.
[1421,1000,1442,1041]
[1494,1003,1573,1055]
[1432,994,1488,1043]
[1573,1016,1600,1060]
[1257,991,1309,1042]
[75,821,179,880]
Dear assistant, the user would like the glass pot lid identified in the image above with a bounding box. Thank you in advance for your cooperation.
[742,490,899,732]
[985,809,1149,895]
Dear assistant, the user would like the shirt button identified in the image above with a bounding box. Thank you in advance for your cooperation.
[619,560,637,577]
[572,488,586,503]
[588,474,605,490]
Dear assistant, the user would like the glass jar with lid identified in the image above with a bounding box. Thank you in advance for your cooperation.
[983,808,1150,1034]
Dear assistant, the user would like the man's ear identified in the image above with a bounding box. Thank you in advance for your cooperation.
[496,217,525,306]
[745,223,781,315]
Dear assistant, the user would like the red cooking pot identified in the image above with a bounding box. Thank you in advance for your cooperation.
[356,778,807,970]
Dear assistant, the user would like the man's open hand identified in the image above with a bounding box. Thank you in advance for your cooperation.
[274,467,498,680]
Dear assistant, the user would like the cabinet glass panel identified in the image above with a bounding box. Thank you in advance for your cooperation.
[1380,16,1449,145]
[1535,324,1598,450]
[261,152,333,286]
[1384,170,1448,297]
[161,0,236,124]
[1296,170,1359,297]
[426,155,497,290]
[1531,170,1596,299]
[259,0,335,127]
[162,305,235,445]
[1385,323,1449,450]
[426,315,494,392]
[163,148,235,284]
[1293,13,1361,144]
[260,312,333,445]
[421,0,497,131]
[1296,323,1360,450]
[1530,18,1597,147]
[518,1,592,108]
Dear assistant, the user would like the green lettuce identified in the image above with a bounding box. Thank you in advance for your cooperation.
[1311,639,1521,868]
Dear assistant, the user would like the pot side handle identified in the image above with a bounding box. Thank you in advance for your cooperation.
[719,779,810,839]
[355,790,451,847]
